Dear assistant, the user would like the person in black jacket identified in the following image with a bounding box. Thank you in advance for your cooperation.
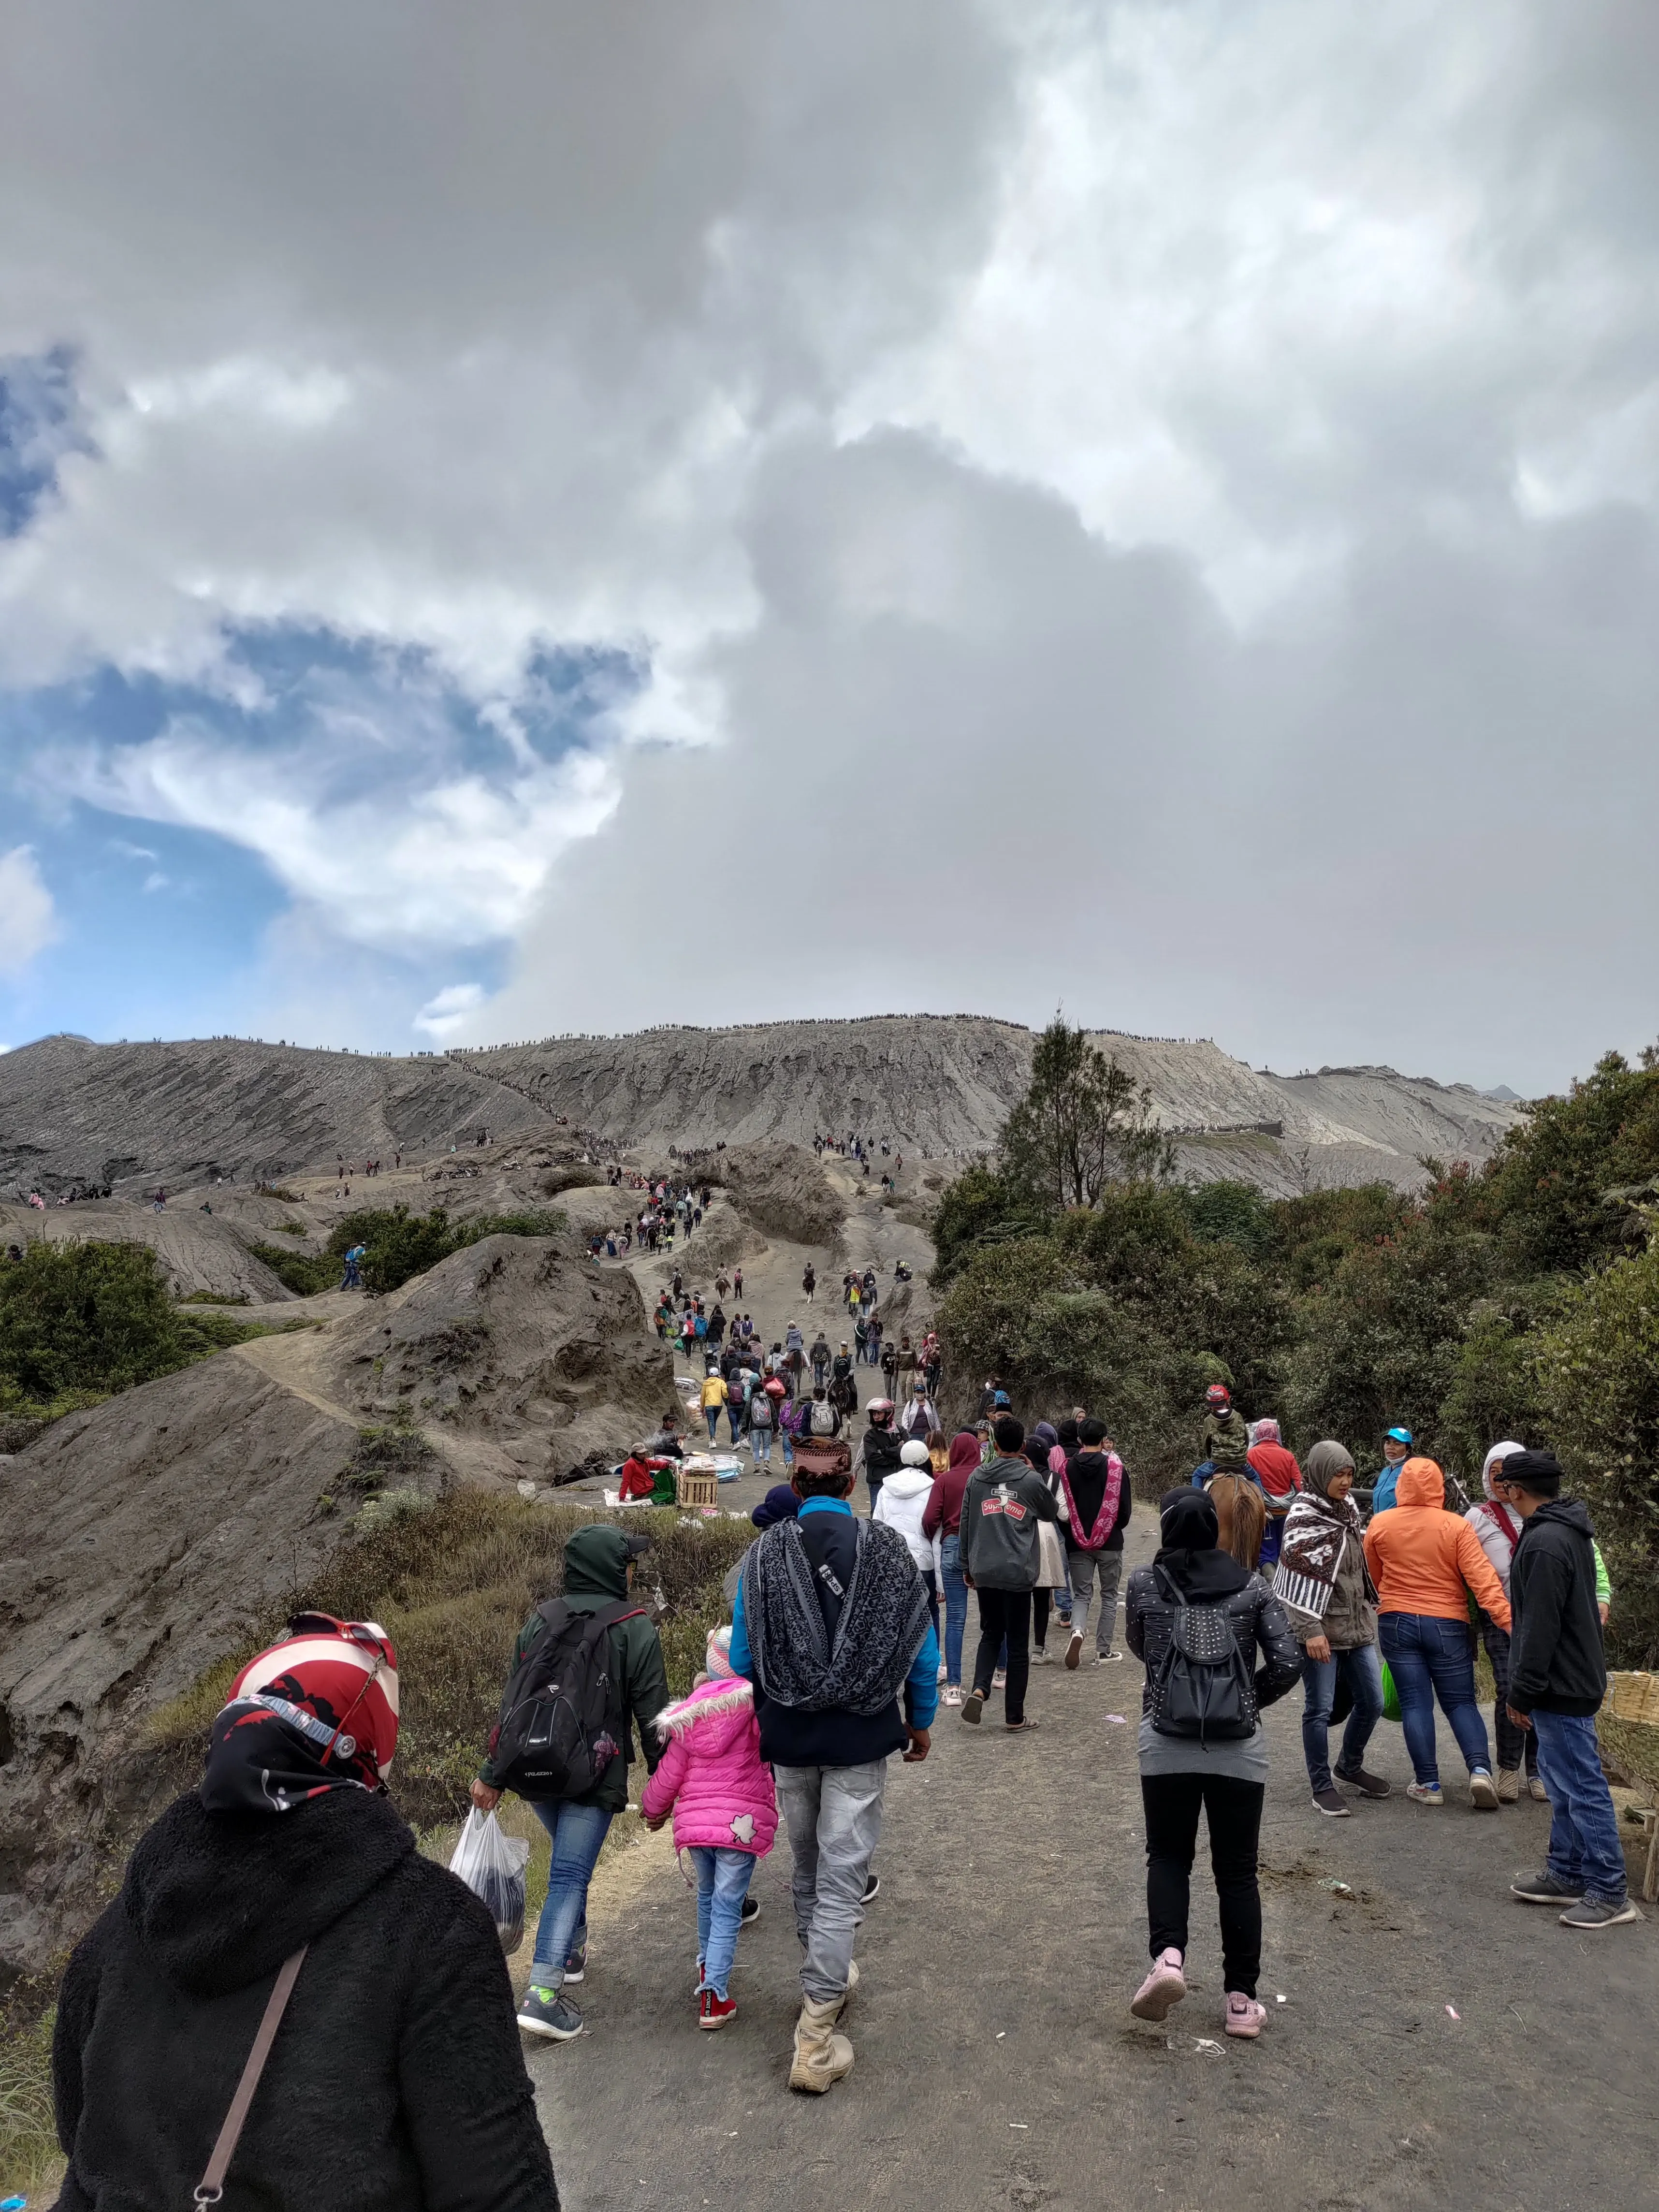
[1496,1450,1639,1929]
[53,1613,558,2210]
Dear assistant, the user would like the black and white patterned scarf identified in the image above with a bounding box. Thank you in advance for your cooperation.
[1277,1489,1363,1622]
[741,1516,930,1715]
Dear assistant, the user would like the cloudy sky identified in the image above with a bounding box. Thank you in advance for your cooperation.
[1,1,1655,1092]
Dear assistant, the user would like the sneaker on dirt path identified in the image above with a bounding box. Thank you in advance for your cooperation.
[1334,1765,1391,1799]
[1065,1630,1085,1671]
[1130,1948,1187,2022]
[1496,1768,1520,1803]
[699,1988,738,2030]
[740,1894,760,1927]
[1406,1781,1444,1805]
[1311,1787,1351,1817]
[1470,1770,1500,1810]
[992,1669,1007,1689]
[1031,1646,1052,1665]
[562,1945,586,1984]
[944,1685,963,1706]
[1527,1774,1549,1802]
[517,1987,583,2040]
[1558,1896,1643,1929]
[862,1873,880,1903]
[1225,1994,1267,2039]
[961,1689,985,1725]
[1093,1650,1122,1665]
[1511,1870,1583,1904]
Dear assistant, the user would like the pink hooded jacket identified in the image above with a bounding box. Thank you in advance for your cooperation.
[639,1677,779,1855]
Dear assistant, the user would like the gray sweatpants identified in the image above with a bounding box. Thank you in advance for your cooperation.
[773,1759,887,2004]
[1066,1547,1123,1653]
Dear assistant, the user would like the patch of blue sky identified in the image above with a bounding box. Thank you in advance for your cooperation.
[0,345,92,537]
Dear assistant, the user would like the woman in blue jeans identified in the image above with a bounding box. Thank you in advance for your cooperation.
[923,1430,980,1705]
[1277,1441,1392,1812]
[1362,1457,1511,1808]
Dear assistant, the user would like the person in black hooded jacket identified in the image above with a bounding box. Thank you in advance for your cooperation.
[53,1612,558,2211]
[1496,1449,1639,1929]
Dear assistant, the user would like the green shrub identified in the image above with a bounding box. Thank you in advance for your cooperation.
[1533,1243,1659,1666]
[146,1491,754,1833]
[247,1205,569,1299]
[0,1241,261,1414]
[0,2001,60,2198]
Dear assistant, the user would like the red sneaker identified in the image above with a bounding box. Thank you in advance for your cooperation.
[699,1987,738,2031]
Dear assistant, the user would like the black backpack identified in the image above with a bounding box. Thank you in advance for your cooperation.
[485,1597,643,1801]
[1148,1567,1256,1744]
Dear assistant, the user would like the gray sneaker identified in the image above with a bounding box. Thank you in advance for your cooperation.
[1511,1870,1583,1904]
[517,1985,584,2040]
[1558,1896,1644,1929]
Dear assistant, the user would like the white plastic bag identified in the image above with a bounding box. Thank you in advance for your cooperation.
[449,1808,531,1953]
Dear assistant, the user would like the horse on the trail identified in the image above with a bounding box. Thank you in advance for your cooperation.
[1206,1471,1266,1572]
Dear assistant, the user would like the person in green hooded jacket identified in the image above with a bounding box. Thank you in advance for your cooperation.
[472,1524,669,2042]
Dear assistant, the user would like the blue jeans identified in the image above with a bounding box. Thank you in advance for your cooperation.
[705,1408,721,1441]
[1300,1642,1384,1791]
[1378,1613,1491,1786]
[751,1426,772,1465]
[728,1407,744,1444]
[690,1845,757,1999]
[939,1533,969,1686]
[529,1800,612,1986]
[1532,1709,1628,1905]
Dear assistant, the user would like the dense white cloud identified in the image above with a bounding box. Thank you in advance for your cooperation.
[0,846,58,975]
[0,1,1656,1084]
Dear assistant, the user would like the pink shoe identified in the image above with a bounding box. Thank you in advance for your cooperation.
[1225,1993,1267,2038]
[1130,1948,1187,2021]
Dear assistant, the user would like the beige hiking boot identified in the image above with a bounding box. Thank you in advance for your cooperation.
[1497,1768,1520,1803]
[789,1995,855,2094]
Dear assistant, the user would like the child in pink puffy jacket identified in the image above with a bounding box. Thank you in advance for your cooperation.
[641,1625,778,2029]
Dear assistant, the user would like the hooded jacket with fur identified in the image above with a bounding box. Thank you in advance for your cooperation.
[53,1787,558,2212]
[639,1677,779,1854]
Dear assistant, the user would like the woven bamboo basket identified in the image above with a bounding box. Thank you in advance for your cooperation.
[1606,1672,1659,1727]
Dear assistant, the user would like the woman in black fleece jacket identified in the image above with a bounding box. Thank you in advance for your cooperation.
[53,1615,558,2211]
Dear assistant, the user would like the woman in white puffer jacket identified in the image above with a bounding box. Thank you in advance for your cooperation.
[875,1439,940,1643]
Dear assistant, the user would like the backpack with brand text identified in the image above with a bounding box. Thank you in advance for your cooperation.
[1148,1567,1256,1744]
[486,1597,644,1801]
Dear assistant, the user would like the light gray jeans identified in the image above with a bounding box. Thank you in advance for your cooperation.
[773,1759,887,2003]
[1066,1547,1123,1654]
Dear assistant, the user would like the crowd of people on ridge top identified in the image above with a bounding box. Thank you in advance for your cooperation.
[49,1362,1637,2200]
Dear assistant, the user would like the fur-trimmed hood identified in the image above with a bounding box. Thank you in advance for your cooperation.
[650,1674,756,1746]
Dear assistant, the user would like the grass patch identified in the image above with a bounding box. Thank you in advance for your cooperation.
[180,1288,251,1304]
[146,1491,754,1834]
[246,1204,569,1298]
[0,1998,62,2199]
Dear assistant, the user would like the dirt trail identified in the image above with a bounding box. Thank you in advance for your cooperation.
[529,1506,1658,2212]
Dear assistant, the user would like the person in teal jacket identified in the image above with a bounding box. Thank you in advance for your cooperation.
[1368,1426,1414,1513]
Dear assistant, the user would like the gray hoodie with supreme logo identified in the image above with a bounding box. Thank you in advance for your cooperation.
[959,1454,1060,1590]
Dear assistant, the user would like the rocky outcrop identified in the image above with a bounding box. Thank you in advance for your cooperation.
[319,1233,674,1478]
[0,1352,404,1979]
[0,1196,295,1303]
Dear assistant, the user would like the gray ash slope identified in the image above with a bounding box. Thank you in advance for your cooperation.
[0,1017,1522,1196]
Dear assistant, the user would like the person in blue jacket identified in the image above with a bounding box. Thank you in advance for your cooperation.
[1368,1427,1414,1514]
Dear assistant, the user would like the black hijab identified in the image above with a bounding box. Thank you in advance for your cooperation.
[1154,1487,1250,1599]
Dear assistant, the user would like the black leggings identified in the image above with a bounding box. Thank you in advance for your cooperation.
[1141,1771,1265,1997]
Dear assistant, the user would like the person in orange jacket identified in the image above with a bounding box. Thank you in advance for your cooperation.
[1363,1458,1511,1809]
